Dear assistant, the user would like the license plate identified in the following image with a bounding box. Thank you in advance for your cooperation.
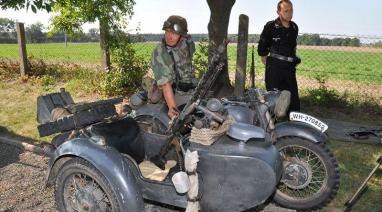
[289,112,328,133]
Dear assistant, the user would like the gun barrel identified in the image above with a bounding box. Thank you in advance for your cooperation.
[196,105,225,124]
[250,45,255,88]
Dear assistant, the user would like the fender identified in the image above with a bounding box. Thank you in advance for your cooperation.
[275,121,327,143]
[45,138,144,212]
[132,103,170,127]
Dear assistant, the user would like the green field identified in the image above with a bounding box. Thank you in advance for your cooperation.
[0,42,381,84]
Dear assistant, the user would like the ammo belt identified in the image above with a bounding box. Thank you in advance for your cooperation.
[269,53,295,63]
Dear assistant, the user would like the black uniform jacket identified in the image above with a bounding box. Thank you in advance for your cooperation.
[258,18,298,58]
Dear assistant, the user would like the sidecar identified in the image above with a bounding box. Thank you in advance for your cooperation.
[38,91,283,211]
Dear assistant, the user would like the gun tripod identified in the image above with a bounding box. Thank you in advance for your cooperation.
[344,155,382,211]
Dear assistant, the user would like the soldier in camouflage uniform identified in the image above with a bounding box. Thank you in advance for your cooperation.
[151,15,197,118]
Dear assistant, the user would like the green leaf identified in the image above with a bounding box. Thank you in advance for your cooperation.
[31,5,37,13]
[35,0,43,9]
[45,3,52,12]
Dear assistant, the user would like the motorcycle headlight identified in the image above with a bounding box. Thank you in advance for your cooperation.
[206,98,223,112]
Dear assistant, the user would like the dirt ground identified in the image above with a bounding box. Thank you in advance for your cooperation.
[0,143,55,212]
[0,142,177,212]
[0,141,293,212]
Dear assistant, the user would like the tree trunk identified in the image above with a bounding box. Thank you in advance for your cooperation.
[207,0,236,97]
[99,18,111,71]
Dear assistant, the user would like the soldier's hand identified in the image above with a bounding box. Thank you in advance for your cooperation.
[261,56,267,65]
[168,107,179,119]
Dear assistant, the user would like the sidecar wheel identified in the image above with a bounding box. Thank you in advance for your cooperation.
[55,158,121,212]
[273,137,340,211]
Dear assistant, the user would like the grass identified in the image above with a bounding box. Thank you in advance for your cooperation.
[0,81,42,140]
[0,84,102,143]
[0,62,102,142]
[0,43,101,64]
[1,42,381,85]
[297,49,382,84]
[325,140,382,211]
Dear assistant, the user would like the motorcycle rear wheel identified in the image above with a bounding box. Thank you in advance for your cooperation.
[274,137,340,211]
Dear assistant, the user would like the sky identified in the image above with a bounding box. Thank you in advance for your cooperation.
[1,0,382,36]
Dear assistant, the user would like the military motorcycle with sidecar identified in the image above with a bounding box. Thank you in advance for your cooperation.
[131,86,340,211]
[37,46,284,211]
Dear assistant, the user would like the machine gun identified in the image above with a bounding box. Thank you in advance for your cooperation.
[150,43,228,170]
[250,45,255,89]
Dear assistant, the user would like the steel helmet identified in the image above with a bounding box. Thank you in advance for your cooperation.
[162,15,188,37]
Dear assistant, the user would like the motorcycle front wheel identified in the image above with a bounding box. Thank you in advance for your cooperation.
[273,137,340,211]
[55,158,121,212]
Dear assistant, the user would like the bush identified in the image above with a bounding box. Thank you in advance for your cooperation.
[0,59,19,80]
[98,32,149,96]
[39,75,57,91]
[193,38,209,79]
[27,56,64,78]
[300,73,382,123]
[305,86,342,106]
[304,73,344,106]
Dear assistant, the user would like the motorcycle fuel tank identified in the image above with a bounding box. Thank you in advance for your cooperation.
[225,105,255,124]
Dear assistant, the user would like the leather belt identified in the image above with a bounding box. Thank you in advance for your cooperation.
[269,53,295,63]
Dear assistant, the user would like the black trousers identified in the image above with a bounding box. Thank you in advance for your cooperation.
[265,57,300,112]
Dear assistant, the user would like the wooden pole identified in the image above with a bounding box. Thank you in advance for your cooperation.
[234,14,249,96]
[16,22,28,76]
[0,136,47,156]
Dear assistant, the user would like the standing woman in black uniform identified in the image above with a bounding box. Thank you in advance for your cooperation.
[258,0,301,112]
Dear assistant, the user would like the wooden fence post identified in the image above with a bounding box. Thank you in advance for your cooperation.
[234,14,249,96]
[16,22,28,76]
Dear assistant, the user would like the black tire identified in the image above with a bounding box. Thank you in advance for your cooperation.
[55,157,121,212]
[273,137,340,211]
[134,115,168,135]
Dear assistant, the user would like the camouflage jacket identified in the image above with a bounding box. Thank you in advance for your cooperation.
[151,38,197,87]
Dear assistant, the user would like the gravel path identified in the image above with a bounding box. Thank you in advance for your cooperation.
[0,143,55,212]
[0,141,294,212]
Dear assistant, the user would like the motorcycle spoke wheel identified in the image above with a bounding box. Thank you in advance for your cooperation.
[273,137,340,211]
[63,173,112,212]
[278,145,327,199]
[55,158,121,212]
